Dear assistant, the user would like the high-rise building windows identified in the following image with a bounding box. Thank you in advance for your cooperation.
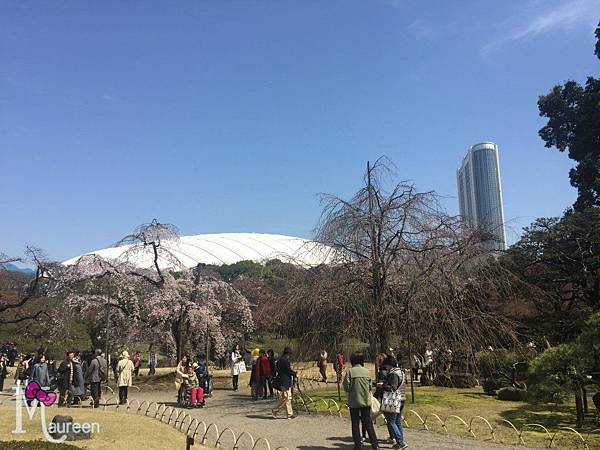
[456,142,506,251]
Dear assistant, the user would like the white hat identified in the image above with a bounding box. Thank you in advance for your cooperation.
[121,351,130,358]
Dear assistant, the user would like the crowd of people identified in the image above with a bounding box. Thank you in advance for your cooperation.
[0,344,142,408]
[229,344,297,419]
[2,340,411,449]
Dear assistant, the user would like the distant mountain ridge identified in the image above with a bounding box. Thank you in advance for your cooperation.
[0,263,34,274]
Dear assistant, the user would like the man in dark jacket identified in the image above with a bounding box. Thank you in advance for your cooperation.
[85,348,107,408]
[57,351,76,407]
[195,353,210,396]
[271,347,296,419]
[266,349,276,398]
[0,354,8,391]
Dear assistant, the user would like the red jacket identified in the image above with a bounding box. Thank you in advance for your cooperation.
[259,354,271,379]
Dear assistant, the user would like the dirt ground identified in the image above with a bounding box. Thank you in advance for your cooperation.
[127,385,522,449]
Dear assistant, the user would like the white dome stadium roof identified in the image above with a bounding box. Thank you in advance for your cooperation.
[63,233,337,269]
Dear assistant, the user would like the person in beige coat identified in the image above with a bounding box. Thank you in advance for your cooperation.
[117,351,134,405]
[175,355,190,403]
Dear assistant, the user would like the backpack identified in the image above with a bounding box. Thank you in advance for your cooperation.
[97,357,108,382]
[25,360,34,379]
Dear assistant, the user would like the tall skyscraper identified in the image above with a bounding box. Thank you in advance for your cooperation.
[457,142,506,251]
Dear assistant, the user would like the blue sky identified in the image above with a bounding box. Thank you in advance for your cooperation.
[1,0,599,262]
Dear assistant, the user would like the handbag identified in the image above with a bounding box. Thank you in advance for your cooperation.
[272,374,282,391]
[381,389,403,413]
[380,370,405,414]
[370,395,381,417]
[238,361,247,373]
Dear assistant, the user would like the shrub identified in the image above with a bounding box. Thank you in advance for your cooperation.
[497,386,527,401]
[476,349,530,395]
[527,343,581,403]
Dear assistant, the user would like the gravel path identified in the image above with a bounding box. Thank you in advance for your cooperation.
[128,387,521,450]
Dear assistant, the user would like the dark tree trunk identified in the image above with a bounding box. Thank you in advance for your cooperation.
[172,316,183,362]
[575,388,585,428]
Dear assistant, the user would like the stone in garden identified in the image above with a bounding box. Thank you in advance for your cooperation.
[48,415,92,441]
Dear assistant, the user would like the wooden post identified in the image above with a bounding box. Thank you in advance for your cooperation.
[186,435,194,450]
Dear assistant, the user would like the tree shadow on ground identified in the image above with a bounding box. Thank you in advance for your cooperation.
[155,401,179,407]
[498,401,598,431]
[296,435,355,450]
[245,414,276,420]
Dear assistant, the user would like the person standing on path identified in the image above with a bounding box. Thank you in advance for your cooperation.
[85,348,107,408]
[259,350,271,399]
[132,351,142,378]
[195,353,210,396]
[0,354,7,391]
[335,349,344,382]
[250,349,261,400]
[424,344,434,380]
[57,351,76,407]
[148,346,157,376]
[175,355,190,403]
[271,347,296,419]
[110,353,119,382]
[317,349,328,383]
[381,356,407,450]
[117,351,134,405]
[231,344,244,392]
[266,349,276,398]
[71,355,85,405]
[343,352,379,450]
[31,353,50,389]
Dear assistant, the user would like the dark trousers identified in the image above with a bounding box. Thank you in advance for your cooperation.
[252,379,263,400]
[118,386,128,404]
[0,375,4,391]
[58,385,73,407]
[90,381,101,408]
[350,407,378,449]
[149,364,156,376]
[265,377,273,397]
[232,374,239,391]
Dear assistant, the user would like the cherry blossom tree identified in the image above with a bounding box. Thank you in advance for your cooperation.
[59,221,254,361]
